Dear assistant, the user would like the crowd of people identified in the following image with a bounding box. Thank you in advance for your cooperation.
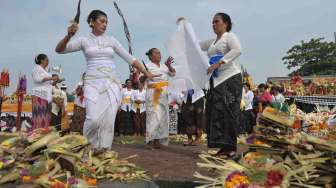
[25,9,299,158]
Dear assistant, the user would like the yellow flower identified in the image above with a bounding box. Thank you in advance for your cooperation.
[224,174,250,188]
[22,176,32,184]
[0,161,4,169]
[224,181,234,188]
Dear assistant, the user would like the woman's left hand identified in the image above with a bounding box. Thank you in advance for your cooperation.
[165,56,174,67]
[207,63,221,75]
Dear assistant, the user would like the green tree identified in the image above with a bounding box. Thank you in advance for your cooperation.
[282,38,336,76]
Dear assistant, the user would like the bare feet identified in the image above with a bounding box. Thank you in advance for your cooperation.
[93,148,107,156]
[191,138,201,146]
[153,139,163,149]
[214,149,236,159]
[146,141,155,150]
[183,139,193,146]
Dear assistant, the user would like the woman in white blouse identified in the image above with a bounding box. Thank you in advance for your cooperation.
[200,13,242,158]
[120,79,134,135]
[55,10,156,151]
[143,48,176,149]
[31,54,59,130]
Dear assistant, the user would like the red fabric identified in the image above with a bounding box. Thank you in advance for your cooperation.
[291,75,303,85]
[76,87,84,103]
[0,71,3,85]
[32,96,51,130]
[259,91,273,103]
[79,95,84,103]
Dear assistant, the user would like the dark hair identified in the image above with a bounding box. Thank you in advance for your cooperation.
[145,48,158,61]
[288,97,295,105]
[87,10,107,28]
[258,83,267,90]
[51,74,58,77]
[215,12,232,32]
[125,79,131,84]
[244,83,251,90]
[133,83,139,90]
[271,86,280,95]
[145,48,158,56]
[35,54,48,65]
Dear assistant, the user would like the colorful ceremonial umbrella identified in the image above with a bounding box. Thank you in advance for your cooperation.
[0,69,10,115]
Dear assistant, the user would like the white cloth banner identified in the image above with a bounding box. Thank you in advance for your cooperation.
[165,19,210,102]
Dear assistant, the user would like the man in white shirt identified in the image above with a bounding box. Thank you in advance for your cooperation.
[242,83,254,134]
[60,84,68,110]
[271,86,286,104]
[60,84,69,131]
[50,77,63,130]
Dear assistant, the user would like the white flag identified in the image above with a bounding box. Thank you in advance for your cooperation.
[165,19,210,102]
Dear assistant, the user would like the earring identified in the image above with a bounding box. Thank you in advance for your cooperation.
[89,19,93,27]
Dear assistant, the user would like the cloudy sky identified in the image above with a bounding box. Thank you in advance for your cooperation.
[0,0,335,93]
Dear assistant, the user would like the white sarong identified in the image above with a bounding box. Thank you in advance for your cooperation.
[83,62,122,149]
[145,81,169,146]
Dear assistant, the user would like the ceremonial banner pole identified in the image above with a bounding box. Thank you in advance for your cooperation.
[0,70,4,115]
[16,75,26,130]
[0,87,3,116]
[113,1,133,55]
[73,0,81,24]
[16,92,23,130]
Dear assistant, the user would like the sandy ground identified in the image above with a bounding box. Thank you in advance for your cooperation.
[112,136,216,182]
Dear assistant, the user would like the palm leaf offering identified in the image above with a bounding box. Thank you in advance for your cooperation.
[195,150,335,187]
[196,107,336,187]
[26,127,54,143]
[0,129,150,187]
[169,134,207,144]
[47,134,88,150]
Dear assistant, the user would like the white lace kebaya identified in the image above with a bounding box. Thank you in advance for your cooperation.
[61,33,136,149]
[31,65,53,102]
[199,32,242,87]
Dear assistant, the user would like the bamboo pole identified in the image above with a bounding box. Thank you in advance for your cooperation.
[16,91,24,130]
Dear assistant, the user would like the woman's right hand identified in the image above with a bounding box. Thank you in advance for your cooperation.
[51,75,59,82]
[67,23,78,37]
[43,76,58,83]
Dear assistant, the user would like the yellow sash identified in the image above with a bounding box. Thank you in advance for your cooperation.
[122,96,131,104]
[148,81,168,111]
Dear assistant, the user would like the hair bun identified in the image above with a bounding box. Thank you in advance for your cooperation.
[34,53,48,65]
